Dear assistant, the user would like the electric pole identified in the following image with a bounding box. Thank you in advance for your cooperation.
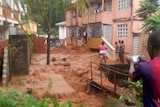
[47,0,52,65]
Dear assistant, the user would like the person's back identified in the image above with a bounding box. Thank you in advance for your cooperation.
[129,31,160,107]
[99,41,107,63]
[99,44,106,51]
[120,41,125,53]
[133,59,160,106]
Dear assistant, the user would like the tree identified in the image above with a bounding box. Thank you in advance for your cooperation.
[136,0,160,32]
[23,0,66,32]
[136,0,159,20]
[142,10,160,32]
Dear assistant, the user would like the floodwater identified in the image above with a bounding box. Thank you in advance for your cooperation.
[7,46,131,107]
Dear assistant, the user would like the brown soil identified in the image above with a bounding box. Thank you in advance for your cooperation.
[7,46,133,107]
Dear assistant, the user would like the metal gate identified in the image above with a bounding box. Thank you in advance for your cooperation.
[133,36,139,55]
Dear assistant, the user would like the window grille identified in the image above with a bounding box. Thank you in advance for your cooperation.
[107,0,112,11]
[117,24,128,38]
[118,0,129,10]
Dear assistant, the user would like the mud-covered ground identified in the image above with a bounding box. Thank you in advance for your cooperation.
[7,46,134,107]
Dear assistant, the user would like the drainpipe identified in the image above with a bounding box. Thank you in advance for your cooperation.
[102,0,104,38]
[102,0,104,11]
[130,0,133,55]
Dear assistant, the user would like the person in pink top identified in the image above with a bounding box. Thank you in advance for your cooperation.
[99,41,107,63]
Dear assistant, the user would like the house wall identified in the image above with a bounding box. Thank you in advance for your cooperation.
[66,10,72,26]
[66,0,143,56]
[0,0,21,41]
[112,21,133,55]
[112,0,131,20]
[132,0,141,17]
[101,11,113,24]
[132,20,143,33]
[59,26,66,39]
[22,21,37,35]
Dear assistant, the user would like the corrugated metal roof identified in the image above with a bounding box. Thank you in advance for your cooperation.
[55,21,66,26]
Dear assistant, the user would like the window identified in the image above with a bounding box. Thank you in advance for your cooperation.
[107,0,112,11]
[117,24,128,38]
[118,0,129,10]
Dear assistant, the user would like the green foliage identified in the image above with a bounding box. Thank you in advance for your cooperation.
[127,78,143,107]
[25,0,66,31]
[119,95,126,104]
[51,29,59,37]
[39,31,47,35]
[136,0,159,20]
[103,99,124,107]
[0,88,84,107]
[142,10,160,32]
[136,0,160,32]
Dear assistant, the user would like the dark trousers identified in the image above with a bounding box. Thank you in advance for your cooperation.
[119,52,124,63]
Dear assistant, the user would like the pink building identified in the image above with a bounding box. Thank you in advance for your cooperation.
[66,0,148,60]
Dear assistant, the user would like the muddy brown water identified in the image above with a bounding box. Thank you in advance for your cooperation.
[3,46,134,107]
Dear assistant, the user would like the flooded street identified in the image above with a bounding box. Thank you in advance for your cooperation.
[7,46,126,107]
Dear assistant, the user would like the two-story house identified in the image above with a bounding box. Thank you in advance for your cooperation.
[0,0,21,40]
[66,0,149,60]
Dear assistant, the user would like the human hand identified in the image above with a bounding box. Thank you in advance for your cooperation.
[127,55,141,64]
[126,56,134,63]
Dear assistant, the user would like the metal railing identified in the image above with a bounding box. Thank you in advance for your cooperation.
[90,62,129,94]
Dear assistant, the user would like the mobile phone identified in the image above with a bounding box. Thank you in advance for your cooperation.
[131,55,140,63]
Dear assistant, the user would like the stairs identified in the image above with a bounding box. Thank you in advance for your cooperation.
[101,37,116,61]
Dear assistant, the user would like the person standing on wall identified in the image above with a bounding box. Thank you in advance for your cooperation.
[115,41,119,61]
[118,40,121,60]
[119,40,125,64]
[128,31,160,107]
[83,30,87,44]
[99,41,107,63]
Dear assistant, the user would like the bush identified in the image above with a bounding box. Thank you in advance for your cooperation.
[0,88,82,107]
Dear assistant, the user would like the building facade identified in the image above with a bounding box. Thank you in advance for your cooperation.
[55,21,66,46]
[22,20,38,35]
[66,0,148,60]
[0,0,21,40]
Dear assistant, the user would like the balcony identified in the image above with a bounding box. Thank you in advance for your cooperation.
[66,18,72,26]
[82,15,88,25]
[77,17,82,27]
[101,11,113,24]
[67,11,113,26]
[87,11,113,24]
[113,8,131,20]
[72,17,77,26]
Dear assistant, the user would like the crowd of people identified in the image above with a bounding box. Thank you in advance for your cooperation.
[115,40,125,63]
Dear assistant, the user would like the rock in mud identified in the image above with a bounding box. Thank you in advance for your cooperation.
[78,69,89,76]
[62,57,66,61]
[63,62,70,66]
[54,62,60,66]
[26,88,32,94]
[51,57,57,62]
